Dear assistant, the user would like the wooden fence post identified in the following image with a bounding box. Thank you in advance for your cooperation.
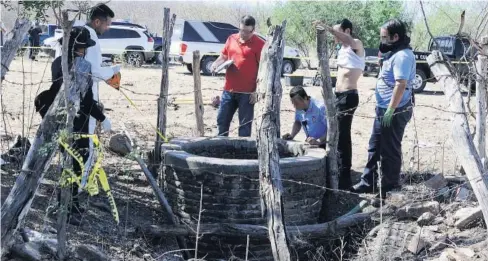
[427,50,488,231]
[316,27,339,190]
[475,36,488,169]
[0,18,30,83]
[56,10,75,260]
[0,42,93,254]
[152,8,176,175]
[192,51,204,136]
[477,36,488,168]
[255,20,291,261]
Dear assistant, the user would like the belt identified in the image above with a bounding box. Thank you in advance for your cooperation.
[335,89,358,95]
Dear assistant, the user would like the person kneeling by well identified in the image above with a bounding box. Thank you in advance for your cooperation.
[283,86,327,148]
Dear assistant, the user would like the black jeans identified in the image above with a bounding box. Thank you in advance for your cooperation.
[335,90,359,189]
[361,103,413,189]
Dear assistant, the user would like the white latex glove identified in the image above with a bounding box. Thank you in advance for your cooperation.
[101,118,112,132]
[112,65,121,74]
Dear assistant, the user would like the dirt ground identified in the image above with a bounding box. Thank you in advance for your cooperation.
[0,56,468,260]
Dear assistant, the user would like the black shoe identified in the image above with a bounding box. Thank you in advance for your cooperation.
[351,180,377,194]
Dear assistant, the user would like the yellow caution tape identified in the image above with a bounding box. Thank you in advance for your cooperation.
[14,45,471,64]
[119,88,168,143]
[57,133,119,224]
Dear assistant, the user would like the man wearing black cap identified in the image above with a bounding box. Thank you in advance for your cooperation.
[83,3,119,174]
[35,27,110,224]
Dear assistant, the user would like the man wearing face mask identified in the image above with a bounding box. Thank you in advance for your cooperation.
[211,15,265,137]
[351,19,415,199]
[315,19,364,190]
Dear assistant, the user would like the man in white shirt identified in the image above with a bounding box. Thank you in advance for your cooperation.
[82,3,119,180]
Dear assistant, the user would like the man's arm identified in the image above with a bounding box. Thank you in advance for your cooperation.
[212,54,228,69]
[388,80,407,109]
[211,37,231,71]
[290,120,302,138]
[84,47,116,82]
[327,27,359,49]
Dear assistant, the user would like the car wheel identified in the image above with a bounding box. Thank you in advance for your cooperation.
[126,51,144,67]
[412,69,427,93]
[186,64,193,73]
[201,56,216,75]
[155,47,163,64]
[282,60,295,76]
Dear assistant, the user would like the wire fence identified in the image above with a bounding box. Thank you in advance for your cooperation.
[0,47,483,260]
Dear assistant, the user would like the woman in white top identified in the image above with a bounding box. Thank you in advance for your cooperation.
[315,19,365,190]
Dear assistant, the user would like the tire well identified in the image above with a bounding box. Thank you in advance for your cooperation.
[125,46,145,58]
[416,63,431,78]
[286,58,300,69]
[200,55,218,65]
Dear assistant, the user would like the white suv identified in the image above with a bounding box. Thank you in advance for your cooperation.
[170,19,301,75]
[43,23,154,66]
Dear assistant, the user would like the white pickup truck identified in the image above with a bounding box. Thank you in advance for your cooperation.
[169,19,302,75]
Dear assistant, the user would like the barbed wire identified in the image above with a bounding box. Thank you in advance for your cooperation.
[0,46,483,260]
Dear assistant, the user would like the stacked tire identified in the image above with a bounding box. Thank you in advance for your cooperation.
[162,137,326,260]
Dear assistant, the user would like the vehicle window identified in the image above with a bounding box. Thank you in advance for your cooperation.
[182,21,204,42]
[172,23,183,41]
[204,22,238,43]
[124,29,141,38]
[99,28,140,39]
[457,39,473,58]
[143,31,152,39]
[430,37,454,54]
[99,28,122,39]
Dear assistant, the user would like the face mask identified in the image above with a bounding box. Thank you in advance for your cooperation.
[379,42,394,53]
[379,35,412,54]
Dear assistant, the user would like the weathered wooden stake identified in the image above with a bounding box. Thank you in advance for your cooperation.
[477,37,488,168]
[192,51,204,136]
[255,20,291,261]
[56,10,75,260]
[427,50,488,231]
[152,8,176,175]
[316,27,339,190]
[0,18,30,83]
[0,38,92,256]
[117,131,189,258]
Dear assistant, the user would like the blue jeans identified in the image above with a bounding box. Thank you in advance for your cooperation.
[361,103,413,188]
[217,91,254,137]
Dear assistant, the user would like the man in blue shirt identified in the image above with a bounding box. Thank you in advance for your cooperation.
[283,86,327,147]
[352,19,415,198]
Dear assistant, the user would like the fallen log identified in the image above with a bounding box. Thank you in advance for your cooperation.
[427,50,488,231]
[137,213,371,243]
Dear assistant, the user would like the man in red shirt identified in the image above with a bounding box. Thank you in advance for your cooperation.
[211,15,265,137]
